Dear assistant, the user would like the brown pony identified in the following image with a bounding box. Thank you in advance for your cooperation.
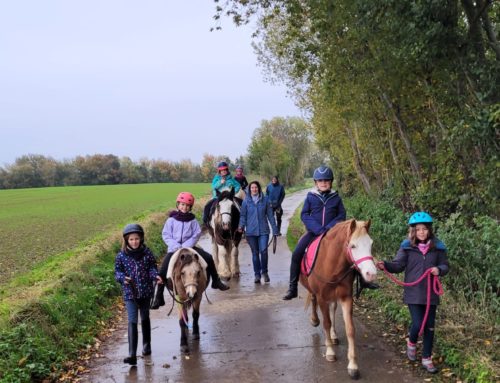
[170,248,208,354]
[300,219,377,379]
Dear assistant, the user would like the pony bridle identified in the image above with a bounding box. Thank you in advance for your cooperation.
[346,245,373,272]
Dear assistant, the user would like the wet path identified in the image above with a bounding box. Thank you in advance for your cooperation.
[83,190,419,383]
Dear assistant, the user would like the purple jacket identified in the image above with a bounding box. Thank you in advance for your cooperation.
[301,189,346,236]
[162,216,201,253]
[383,239,449,305]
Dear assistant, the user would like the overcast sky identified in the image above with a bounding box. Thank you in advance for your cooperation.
[0,1,301,167]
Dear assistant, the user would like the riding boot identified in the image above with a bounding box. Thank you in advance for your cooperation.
[123,323,138,365]
[150,283,165,310]
[142,319,152,356]
[282,261,300,300]
[208,260,229,291]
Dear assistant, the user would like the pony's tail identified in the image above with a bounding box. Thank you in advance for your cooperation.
[304,292,312,311]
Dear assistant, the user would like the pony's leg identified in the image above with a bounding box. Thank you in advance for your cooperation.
[217,245,231,280]
[319,300,336,362]
[310,294,320,327]
[179,309,189,354]
[212,239,219,270]
[340,297,359,379]
[192,308,200,340]
[329,301,339,344]
[230,245,240,278]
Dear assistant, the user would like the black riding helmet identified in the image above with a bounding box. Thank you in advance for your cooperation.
[123,223,144,239]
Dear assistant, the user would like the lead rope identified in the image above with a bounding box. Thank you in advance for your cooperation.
[380,266,443,336]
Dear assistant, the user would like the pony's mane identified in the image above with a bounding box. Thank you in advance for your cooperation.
[324,219,368,241]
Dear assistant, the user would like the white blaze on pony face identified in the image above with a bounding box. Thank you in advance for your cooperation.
[218,198,233,230]
[349,232,377,283]
[181,260,201,298]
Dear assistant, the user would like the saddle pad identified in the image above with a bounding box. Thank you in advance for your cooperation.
[301,233,326,276]
[166,247,208,280]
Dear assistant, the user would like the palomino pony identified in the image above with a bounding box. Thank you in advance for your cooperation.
[207,189,243,280]
[168,248,208,354]
[301,219,377,379]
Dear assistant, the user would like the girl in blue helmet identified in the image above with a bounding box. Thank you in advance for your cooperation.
[377,212,450,374]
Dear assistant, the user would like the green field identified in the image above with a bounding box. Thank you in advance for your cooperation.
[0,183,209,285]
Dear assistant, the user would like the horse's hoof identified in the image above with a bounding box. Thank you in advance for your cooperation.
[326,354,336,362]
[310,318,320,327]
[192,333,200,340]
[332,338,339,345]
[180,345,189,354]
[348,369,360,380]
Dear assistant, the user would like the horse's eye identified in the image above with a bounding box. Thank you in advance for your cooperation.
[181,271,185,276]
[351,244,356,249]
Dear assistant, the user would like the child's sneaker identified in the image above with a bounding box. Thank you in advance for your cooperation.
[406,341,417,361]
[422,357,438,374]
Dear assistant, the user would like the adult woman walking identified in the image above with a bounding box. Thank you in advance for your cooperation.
[238,181,279,283]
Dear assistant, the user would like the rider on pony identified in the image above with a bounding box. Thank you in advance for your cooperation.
[234,165,249,192]
[202,161,241,226]
[282,166,379,300]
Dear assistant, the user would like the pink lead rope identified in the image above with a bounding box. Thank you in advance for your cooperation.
[381,266,443,336]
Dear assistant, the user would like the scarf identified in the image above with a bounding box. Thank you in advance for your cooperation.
[418,241,431,255]
[169,210,196,222]
[125,244,146,260]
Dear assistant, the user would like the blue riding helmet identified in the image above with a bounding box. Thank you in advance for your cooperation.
[408,212,433,226]
[313,166,334,181]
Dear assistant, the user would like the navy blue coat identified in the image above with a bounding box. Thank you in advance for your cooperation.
[383,239,449,305]
[239,193,279,237]
[115,246,158,300]
[266,182,285,208]
[301,189,346,236]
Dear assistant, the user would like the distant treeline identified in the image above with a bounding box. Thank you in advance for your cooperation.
[0,153,242,189]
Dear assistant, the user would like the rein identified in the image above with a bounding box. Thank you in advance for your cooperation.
[380,266,444,336]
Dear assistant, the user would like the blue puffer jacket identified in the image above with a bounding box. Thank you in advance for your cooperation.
[383,239,450,305]
[211,174,241,198]
[266,182,285,208]
[301,189,346,236]
[115,246,158,300]
[239,193,278,236]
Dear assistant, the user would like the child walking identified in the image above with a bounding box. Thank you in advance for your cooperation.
[151,192,229,309]
[115,223,161,365]
[377,212,449,373]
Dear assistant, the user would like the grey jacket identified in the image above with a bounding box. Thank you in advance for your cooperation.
[383,238,449,305]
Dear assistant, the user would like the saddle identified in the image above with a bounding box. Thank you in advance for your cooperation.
[301,233,327,276]
[166,248,208,289]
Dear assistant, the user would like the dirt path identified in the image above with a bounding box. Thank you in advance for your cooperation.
[81,190,421,383]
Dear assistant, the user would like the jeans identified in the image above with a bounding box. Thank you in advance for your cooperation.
[125,298,150,324]
[246,235,269,277]
[408,304,437,358]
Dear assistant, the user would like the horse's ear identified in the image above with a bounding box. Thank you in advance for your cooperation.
[216,190,221,199]
[230,187,235,198]
[365,219,371,232]
[349,219,357,235]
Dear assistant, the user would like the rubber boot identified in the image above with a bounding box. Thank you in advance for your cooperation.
[150,283,165,310]
[123,323,138,365]
[142,319,151,356]
[282,261,300,300]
